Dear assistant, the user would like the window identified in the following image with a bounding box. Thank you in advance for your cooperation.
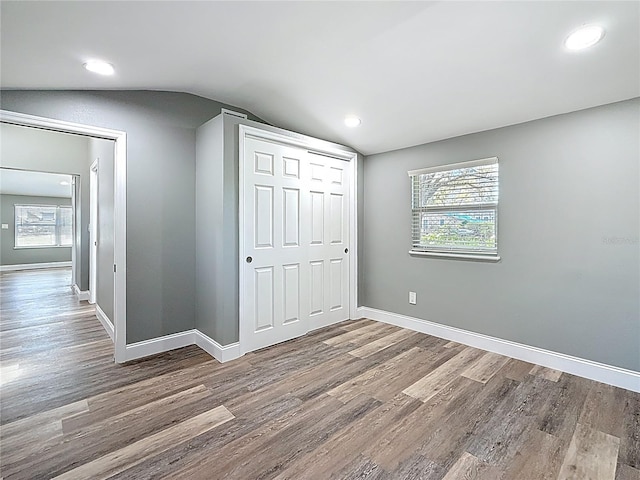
[409,157,499,259]
[14,204,73,248]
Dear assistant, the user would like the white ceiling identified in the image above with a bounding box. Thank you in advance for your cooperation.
[0,169,72,198]
[1,1,638,155]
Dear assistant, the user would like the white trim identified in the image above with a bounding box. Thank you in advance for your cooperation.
[409,250,501,262]
[113,121,127,363]
[122,329,241,364]
[194,330,242,363]
[72,284,90,301]
[95,304,114,342]
[238,125,359,356]
[89,160,98,305]
[0,261,71,272]
[357,306,640,393]
[71,175,77,287]
[1,109,128,364]
[124,330,195,362]
[408,156,498,176]
[349,155,358,321]
[238,127,247,355]
[241,125,357,161]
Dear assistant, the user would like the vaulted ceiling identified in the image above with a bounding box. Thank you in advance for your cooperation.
[1,1,638,155]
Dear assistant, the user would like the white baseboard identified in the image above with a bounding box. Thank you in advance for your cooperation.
[72,284,90,301]
[357,306,640,393]
[125,330,195,362]
[95,304,114,342]
[0,261,71,272]
[194,330,241,363]
[123,329,241,364]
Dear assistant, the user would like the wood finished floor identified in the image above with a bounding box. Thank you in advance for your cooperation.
[1,268,638,480]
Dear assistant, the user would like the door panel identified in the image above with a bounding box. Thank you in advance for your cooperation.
[307,152,351,329]
[310,162,324,182]
[330,166,343,185]
[254,266,274,331]
[283,263,300,324]
[283,156,300,178]
[329,259,344,311]
[310,191,324,245]
[254,185,274,248]
[243,137,350,352]
[255,151,274,175]
[310,260,324,316]
[330,193,344,244]
[282,188,300,247]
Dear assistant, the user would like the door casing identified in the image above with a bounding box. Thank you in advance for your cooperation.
[89,160,98,305]
[239,125,358,355]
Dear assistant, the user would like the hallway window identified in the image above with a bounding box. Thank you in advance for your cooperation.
[14,204,72,248]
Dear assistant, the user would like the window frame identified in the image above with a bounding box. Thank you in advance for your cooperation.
[14,203,73,249]
[408,157,501,262]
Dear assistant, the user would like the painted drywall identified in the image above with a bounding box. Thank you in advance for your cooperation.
[0,125,89,287]
[90,138,115,322]
[0,90,263,343]
[357,154,364,306]
[362,98,640,371]
[0,194,72,265]
[196,113,360,345]
[195,115,224,342]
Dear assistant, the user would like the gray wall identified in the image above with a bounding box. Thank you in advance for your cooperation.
[362,98,640,371]
[0,124,89,287]
[0,194,72,265]
[195,115,224,341]
[90,138,116,322]
[0,90,262,343]
[196,113,360,345]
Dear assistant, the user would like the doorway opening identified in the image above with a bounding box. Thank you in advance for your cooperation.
[0,110,127,362]
[0,167,77,278]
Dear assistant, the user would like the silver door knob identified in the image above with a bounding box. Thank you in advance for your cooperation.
[246,256,253,263]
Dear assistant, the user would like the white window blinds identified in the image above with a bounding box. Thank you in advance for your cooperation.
[408,157,499,256]
[15,204,73,248]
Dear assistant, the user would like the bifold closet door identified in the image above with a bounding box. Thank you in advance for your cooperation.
[242,138,350,352]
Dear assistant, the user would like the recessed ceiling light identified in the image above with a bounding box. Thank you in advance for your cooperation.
[564,25,605,51]
[60,181,70,186]
[344,115,361,128]
[83,60,115,76]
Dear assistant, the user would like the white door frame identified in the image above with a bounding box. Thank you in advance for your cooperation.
[89,160,98,304]
[238,125,358,355]
[70,175,77,288]
[0,109,128,363]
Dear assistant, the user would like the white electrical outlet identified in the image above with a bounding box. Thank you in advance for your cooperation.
[409,291,417,305]
[1,224,8,230]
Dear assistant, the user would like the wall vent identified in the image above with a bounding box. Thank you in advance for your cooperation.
[221,108,248,120]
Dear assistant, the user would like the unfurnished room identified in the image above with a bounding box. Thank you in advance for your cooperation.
[0,1,638,479]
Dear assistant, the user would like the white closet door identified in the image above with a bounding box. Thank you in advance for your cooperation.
[242,138,350,352]
[307,152,350,330]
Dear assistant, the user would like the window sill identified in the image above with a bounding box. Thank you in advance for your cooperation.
[14,245,72,250]
[409,250,501,262]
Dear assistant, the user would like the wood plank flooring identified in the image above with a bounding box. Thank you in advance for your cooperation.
[1,268,639,479]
